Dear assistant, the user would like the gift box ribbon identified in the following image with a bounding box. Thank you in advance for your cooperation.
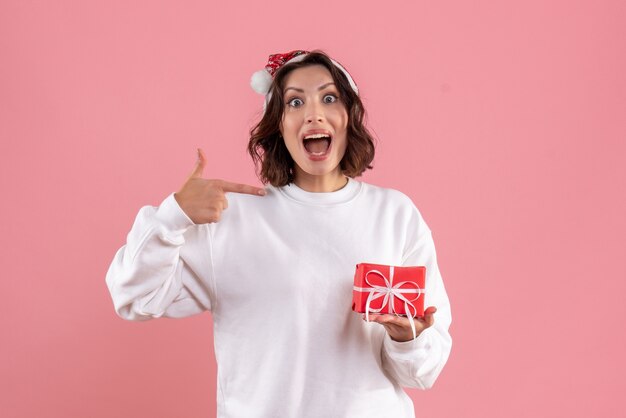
[353,266,425,340]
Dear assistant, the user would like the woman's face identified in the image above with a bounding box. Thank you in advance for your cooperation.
[279,64,349,183]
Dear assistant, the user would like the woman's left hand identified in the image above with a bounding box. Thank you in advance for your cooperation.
[363,306,437,342]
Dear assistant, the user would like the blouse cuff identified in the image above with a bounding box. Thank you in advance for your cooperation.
[154,192,196,235]
[383,326,433,358]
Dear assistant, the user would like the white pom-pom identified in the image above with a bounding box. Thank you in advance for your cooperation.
[250,69,273,95]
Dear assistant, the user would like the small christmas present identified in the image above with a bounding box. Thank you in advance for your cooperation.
[352,263,426,319]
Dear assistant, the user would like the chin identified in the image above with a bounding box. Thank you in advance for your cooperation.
[300,161,341,177]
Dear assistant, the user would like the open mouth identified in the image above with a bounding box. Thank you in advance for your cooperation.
[303,134,332,156]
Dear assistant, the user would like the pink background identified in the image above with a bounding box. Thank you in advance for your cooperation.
[1,1,624,417]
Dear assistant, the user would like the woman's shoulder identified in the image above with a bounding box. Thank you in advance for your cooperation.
[358,180,429,224]
[359,180,418,208]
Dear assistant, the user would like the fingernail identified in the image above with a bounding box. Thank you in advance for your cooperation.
[258,189,266,196]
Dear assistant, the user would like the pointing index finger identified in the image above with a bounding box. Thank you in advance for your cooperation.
[219,180,266,196]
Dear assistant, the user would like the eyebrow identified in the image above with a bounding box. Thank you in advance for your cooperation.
[284,82,336,94]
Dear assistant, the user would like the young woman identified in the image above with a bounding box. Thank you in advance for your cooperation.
[106,49,452,417]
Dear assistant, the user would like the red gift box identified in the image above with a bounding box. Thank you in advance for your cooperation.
[352,263,425,318]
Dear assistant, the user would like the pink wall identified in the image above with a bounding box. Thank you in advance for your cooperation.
[1,1,624,417]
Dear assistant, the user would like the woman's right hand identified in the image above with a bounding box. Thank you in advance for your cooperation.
[174,148,266,224]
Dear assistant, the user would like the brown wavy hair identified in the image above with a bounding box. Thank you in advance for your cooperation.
[247,50,377,187]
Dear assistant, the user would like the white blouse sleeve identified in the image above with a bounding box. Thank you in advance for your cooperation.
[105,192,214,321]
[380,205,453,389]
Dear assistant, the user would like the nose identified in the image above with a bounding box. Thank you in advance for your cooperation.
[304,101,325,123]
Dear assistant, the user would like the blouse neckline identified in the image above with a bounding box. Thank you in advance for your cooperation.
[277,176,363,206]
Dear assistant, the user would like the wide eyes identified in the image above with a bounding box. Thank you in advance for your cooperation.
[286,94,338,108]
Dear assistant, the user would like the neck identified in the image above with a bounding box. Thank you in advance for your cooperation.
[293,168,349,193]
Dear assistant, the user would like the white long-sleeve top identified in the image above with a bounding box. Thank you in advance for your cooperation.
[105,177,452,418]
